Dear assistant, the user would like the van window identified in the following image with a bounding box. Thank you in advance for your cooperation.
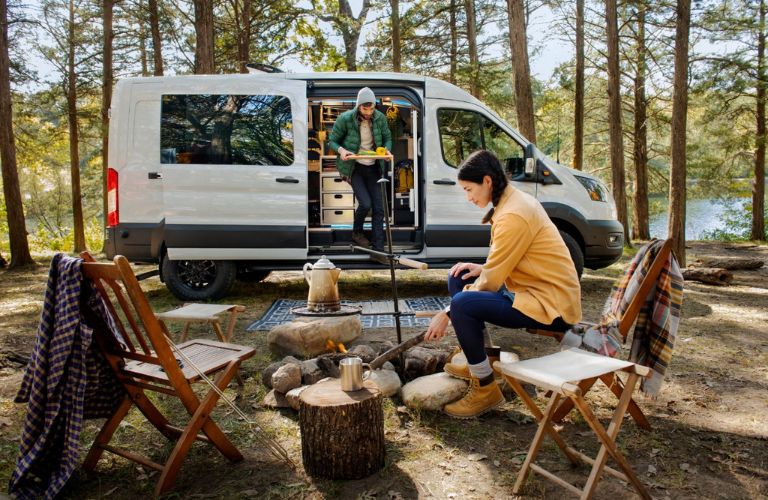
[438,109,524,175]
[160,94,293,165]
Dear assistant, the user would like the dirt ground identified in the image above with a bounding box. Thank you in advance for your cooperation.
[1,241,766,499]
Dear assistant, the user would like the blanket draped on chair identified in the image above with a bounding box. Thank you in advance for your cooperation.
[9,254,125,500]
[569,240,684,396]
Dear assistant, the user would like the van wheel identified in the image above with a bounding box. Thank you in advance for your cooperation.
[237,270,271,283]
[559,230,584,279]
[162,255,236,300]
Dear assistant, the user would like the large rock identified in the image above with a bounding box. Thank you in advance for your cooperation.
[263,389,290,409]
[261,356,302,389]
[400,372,468,411]
[300,359,325,385]
[367,369,402,397]
[267,316,362,357]
[347,344,377,363]
[272,363,302,393]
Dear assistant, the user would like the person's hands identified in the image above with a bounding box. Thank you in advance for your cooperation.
[338,148,353,161]
[424,311,450,341]
[449,262,482,280]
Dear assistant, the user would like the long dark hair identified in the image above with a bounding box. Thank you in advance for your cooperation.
[457,150,508,223]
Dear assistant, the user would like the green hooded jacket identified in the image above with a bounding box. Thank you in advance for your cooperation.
[328,108,393,177]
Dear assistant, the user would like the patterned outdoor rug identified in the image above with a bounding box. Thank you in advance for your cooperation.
[246,297,451,331]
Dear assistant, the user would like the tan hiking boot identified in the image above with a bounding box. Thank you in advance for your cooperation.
[443,359,502,381]
[444,378,504,418]
[352,231,370,247]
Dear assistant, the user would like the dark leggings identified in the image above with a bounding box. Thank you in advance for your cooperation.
[449,270,570,365]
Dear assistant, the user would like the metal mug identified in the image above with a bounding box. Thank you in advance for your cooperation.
[339,357,371,392]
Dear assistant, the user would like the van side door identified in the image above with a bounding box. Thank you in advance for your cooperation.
[424,101,530,257]
[157,76,308,261]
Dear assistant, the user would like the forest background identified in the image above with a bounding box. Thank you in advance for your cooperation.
[0,0,766,267]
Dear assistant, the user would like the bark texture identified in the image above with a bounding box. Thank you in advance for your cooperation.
[465,0,480,98]
[391,0,401,72]
[632,4,650,240]
[102,0,114,234]
[507,0,536,143]
[148,0,163,75]
[752,0,766,241]
[573,0,584,169]
[67,0,86,252]
[193,0,215,74]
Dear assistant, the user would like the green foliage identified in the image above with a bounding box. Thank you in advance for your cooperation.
[701,201,768,241]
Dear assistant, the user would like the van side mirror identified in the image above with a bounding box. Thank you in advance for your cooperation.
[523,144,536,177]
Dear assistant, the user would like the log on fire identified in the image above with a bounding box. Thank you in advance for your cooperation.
[682,267,734,286]
[299,379,385,479]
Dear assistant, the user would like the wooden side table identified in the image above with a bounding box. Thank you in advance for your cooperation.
[156,303,245,343]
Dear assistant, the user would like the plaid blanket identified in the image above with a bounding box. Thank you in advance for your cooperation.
[9,254,125,500]
[565,240,684,396]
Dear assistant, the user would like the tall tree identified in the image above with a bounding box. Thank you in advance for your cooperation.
[102,0,114,234]
[752,0,766,240]
[632,2,650,240]
[605,0,629,244]
[668,0,691,265]
[449,0,457,84]
[67,0,86,252]
[148,0,163,74]
[507,0,535,142]
[391,0,401,71]
[234,0,252,72]
[573,0,584,169]
[0,0,34,267]
[193,0,214,73]
[314,0,371,71]
[465,0,480,97]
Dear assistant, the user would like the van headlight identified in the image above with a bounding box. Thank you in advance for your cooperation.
[574,175,608,202]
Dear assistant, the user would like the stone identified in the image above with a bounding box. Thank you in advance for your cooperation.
[347,344,377,363]
[286,386,310,411]
[381,361,395,371]
[263,389,290,408]
[272,363,302,393]
[400,372,468,411]
[261,356,302,389]
[267,316,362,357]
[367,369,402,397]
[300,359,325,385]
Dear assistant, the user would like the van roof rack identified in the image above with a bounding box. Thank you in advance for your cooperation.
[246,63,283,74]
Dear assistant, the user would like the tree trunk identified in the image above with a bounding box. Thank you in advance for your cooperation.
[337,0,371,72]
[299,379,384,479]
[236,0,252,73]
[0,0,34,267]
[102,0,114,238]
[573,0,584,170]
[507,0,536,143]
[449,0,457,84]
[668,0,690,266]
[193,0,215,74]
[138,0,149,77]
[752,0,766,241]
[68,0,86,252]
[632,3,650,240]
[605,0,629,246]
[465,0,480,98]
[148,0,163,75]
[390,0,401,72]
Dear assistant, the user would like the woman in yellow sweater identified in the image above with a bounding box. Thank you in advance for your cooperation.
[425,150,582,418]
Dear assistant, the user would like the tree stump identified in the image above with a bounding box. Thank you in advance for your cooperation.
[298,378,384,479]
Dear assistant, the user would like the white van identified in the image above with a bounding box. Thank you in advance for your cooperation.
[105,71,624,300]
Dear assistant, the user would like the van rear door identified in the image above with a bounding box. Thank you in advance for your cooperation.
[158,76,308,260]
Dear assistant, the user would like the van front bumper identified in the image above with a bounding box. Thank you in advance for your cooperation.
[583,219,624,269]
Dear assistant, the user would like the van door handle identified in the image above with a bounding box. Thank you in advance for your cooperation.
[433,178,455,185]
[276,177,299,184]
[148,172,162,180]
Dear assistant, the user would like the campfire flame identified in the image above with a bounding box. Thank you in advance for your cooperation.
[326,339,347,353]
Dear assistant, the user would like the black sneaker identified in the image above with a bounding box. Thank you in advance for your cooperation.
[352,231,370,247]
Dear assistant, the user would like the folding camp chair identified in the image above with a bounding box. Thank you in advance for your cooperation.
[497,348,652,499]
[80,253,256,497]
[526,238,674,430]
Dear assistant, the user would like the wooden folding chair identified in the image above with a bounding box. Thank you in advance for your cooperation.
[79,253,256,497]
[497,348,652,499]
[527,238,674,430]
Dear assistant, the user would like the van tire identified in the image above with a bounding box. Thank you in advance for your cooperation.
[559,230,584,279]
[162,255,236,300]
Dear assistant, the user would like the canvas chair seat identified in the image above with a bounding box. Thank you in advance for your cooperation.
[79,253,256,497]
[497,348,652,499]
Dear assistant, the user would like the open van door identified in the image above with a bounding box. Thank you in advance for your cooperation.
[155,76,308,263]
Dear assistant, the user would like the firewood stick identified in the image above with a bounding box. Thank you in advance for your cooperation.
[369,331,427,370]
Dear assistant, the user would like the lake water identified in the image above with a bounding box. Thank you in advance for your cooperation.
[648,197,751,240]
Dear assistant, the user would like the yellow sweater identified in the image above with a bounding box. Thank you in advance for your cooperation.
[466,185,582,325]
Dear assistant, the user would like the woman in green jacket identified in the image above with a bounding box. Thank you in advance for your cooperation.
[328,87,393,251]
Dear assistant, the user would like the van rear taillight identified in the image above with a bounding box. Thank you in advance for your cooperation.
[107,168,119,227]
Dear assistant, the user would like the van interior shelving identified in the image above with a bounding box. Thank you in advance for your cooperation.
[306,94,421,256]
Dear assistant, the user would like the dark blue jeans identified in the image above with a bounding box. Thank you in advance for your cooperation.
[449,270,571,365]
[351,162,385,249]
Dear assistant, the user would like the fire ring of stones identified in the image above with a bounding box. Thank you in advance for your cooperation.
[290,305,363,317]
